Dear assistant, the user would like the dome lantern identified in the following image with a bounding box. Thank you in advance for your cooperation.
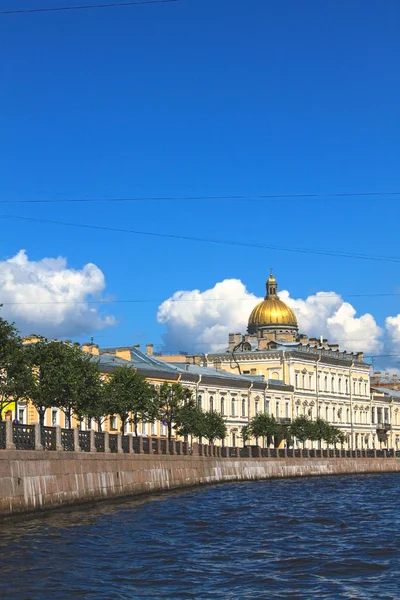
[247,270,298,341]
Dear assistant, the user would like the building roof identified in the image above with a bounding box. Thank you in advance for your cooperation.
[371,387,400,400]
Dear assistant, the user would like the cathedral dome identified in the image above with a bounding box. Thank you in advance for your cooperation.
[248,271,298,333]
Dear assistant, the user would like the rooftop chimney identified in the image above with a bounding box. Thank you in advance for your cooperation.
[146,344,154,356]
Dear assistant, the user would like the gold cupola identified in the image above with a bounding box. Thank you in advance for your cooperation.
[248,270,298,339]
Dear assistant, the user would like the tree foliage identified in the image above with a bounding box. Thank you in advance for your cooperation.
[202,411,227,444]
[104,366,156,434]
[157,382,192,441]
[249,413,278,439]
[0,312,33,420]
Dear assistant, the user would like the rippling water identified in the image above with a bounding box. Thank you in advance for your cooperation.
[1,473,399,599]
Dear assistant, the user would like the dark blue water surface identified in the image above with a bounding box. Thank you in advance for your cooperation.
[1,473,399,599]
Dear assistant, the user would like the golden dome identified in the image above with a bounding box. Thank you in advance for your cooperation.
[248,297,298,327]
[248,269,298,330]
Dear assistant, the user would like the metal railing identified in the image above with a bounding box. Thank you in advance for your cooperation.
[61,429,74,451]
[2,424,400,460]
[13,424,35,450]
[109,434,118,453]
[0,421,6,450]
[41,426,57,451]
[79,431,91,452]
[95,432,105,452]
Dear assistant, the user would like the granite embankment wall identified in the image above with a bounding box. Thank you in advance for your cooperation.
[1,451,400,517]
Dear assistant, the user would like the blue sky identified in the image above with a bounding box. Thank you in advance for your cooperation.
[0,0,399,362]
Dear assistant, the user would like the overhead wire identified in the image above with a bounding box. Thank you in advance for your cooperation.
[0,292,399,305]
[0,190,400,203]
[1,213,400,263]
[0,0,182,15]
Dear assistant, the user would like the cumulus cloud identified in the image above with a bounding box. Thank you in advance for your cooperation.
[157,278,383,353]
[386,315,400,351]
[0,250,116,338]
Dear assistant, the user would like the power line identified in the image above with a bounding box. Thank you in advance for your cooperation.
[0,0,181,15]
[1,190,400,203]
[0,292,399,305]
[2,213,400,264]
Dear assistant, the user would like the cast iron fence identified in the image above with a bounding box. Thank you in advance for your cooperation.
[122,435,130,453]
[61,428,74,451]
[95,432,105,452]
[79,431,91,452]
[13,424,35,450]
[109,434,118,453]
[0,421,6,450]
[41,426,57,451]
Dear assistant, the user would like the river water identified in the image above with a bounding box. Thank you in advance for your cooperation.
[0,473,399,599]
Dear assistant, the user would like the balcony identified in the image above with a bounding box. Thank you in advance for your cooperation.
[376,423,392,433]
[277,417,291,425]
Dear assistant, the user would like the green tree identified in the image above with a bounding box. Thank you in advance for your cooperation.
[173,400,204,440]
[249,413,278,441]
[202,411,227,444]
[25,340,96,427]
[241,424,251,447]
[289,416,313,446]
[157,382,192,441]
[104,367,156,434]
[0,313,32,420]
[74,362,106,430]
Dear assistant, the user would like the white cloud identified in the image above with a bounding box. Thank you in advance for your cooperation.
[0,250,116,338]
[157,278,383,353]
[386,315,400,351]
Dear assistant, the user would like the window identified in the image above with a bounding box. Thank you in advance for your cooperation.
[325,406,329,421]
[241,398,246,417]
[384,408,389,423]
[221,396,225,416]
[296,404,299,417]
[295,373,299,388]
[338,378,342,393]
[255,400,259,415]
[18,409,25,424]
[276,401,280,418]
[353,381,356,394]
[309,374,313,389]
[231,398,236,416]
[265,398,270,414]
[302,374,306,389]
[209,396,214,412]
[232,432,236,446]
[332,407,336,423]
[354,410,357,424]
[285,403,289,418]
[346,408,350,423]
[151,422,156,436]
[358,382,362,395]
[324,376,328,392]
[346,379,349,394]
[51,409,58,427]
[110,415,117,430]
[197,394,202,409]
[364,382,367,396]
[331,377,335,393]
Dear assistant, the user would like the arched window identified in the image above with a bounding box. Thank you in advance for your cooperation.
[241,398,246,416]
[302,374,306,388]
[255,400,259,415]
[325,406,329,421]
[197,394,202,409]
[338,378,342,393]
[231,398,236,416]
[324,376,328,391]
[346,408,350,422]
[358,381,362,395]
[331,377,335,393]
[346,379,349,394]
[209,396,214,412]
[221,396,225,416]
